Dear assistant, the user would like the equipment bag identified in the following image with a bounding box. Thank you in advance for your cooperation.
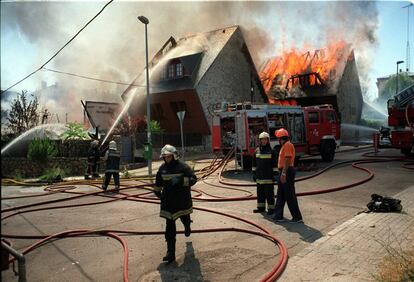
[367,194,402,213]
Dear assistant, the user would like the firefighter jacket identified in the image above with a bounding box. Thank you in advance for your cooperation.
[103,149,121,173]
[87,147,100,165]
[154,159,197,220]
[252,143,278,184]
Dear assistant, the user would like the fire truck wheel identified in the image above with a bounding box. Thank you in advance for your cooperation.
[321,141,336,162]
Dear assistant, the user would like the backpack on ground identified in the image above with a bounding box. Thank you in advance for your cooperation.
[367,194,402,213]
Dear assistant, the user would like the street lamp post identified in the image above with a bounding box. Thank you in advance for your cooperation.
[138,15,152,177]
[396,60,404,95]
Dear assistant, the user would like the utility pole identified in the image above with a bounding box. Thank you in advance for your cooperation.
[403,3,413,71]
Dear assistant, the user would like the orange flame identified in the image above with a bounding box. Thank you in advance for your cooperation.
[260,41,350,93]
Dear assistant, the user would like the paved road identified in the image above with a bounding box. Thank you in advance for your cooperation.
[1,147,413,281]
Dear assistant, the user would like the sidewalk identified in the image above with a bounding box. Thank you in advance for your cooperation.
[281,186,414,281]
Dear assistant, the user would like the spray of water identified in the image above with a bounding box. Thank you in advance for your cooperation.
[341,123,379,133]
[1,123,67,155]
[101,34,209,146]
[364,100,388,117]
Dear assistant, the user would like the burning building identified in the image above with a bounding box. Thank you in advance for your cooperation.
[123,25,266,148]
[260,41,363,124]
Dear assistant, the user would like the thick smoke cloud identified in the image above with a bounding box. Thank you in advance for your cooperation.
[1,1,379,122]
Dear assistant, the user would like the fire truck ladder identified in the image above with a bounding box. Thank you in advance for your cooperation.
[395,83,414,107]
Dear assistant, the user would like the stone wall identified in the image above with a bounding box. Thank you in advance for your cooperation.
[196,28,265,150]
[1,157,91,178]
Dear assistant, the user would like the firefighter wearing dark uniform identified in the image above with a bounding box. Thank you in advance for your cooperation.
[273,128,303,223]
[101,140,121,191]
[85,140,100,180]
[252,132,278,215]
[154,144,197,263]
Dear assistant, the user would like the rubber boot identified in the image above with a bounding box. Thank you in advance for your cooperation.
[184,222,191,237]
[162,239,175,263]
[253,207,265,213]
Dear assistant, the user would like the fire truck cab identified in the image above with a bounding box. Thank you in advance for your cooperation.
[212,102,340,168]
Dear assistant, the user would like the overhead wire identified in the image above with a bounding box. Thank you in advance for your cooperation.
[1,0,114,94]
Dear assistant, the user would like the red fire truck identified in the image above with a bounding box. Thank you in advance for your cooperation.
[384,84,414,156]
[212,102,341,168]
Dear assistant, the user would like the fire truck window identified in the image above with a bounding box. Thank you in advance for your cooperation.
[326,111,336,123]
[308,112,319,124]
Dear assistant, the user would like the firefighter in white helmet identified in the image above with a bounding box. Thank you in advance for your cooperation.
[154,144,197,263]
[101,140,121,191]
[252,132,278,215]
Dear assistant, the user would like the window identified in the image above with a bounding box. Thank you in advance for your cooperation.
[170,101,188,116]
[176,63,183,77]
[151,103,165,119]
[167,64,175,79]
[326,111,337,124]
[308,112,319,124]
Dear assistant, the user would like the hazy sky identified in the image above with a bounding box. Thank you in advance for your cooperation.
[1,0,412,121]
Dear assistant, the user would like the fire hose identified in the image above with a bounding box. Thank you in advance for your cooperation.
[1,148,413,281]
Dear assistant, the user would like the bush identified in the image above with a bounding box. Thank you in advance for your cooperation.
[39,167,65,183]
[27,138,58,163]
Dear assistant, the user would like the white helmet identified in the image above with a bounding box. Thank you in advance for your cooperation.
[258,132,270,139]
[160,144,179,160]
[109,140,117,150]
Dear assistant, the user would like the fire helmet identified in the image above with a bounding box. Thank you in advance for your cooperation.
[91,140,99,148]
[258,132,270,139]
[160,144,179,160]
[109,140,117,150]
[275,128,289,138]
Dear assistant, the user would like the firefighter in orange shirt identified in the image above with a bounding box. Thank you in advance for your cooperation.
[273,128,303,223]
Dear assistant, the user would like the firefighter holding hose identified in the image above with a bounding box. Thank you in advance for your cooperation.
[85,140,101,180]
[154,144,197,263]
[273,128,303,223]
[252,132,278,215]
[101,140,121,191]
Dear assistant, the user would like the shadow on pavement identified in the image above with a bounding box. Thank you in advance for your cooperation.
[157,241,203,282]
[261,214,323,243]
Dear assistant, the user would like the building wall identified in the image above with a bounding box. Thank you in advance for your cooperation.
[336,52,363,124]
[196,29,265,150]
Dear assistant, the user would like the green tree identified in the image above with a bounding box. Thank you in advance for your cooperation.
[27,138,58,164]
[380,74,414,102]
[7,90,40,135]
[60,122,90,141]
[149,120,164,133]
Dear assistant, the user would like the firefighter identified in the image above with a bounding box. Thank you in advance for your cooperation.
[252,132,278,215]
[85,140,100,180]
[273,128,303,223]
[101,140,121,191]
[154,144,197,263]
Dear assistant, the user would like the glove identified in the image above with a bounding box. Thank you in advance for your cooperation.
[170,176,184,187]
[154,191,161,198]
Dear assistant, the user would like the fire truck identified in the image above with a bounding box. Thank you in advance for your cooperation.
[212,102,341,168]
[384,84,414,156]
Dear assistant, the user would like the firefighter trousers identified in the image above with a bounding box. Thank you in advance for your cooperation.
[274,167,302,220]
[165,214,191,240]
[256,184,275,210]
[103,172,120,188]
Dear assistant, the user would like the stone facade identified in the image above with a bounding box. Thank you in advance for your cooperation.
[1,157,90,178]
[196,28,265,149]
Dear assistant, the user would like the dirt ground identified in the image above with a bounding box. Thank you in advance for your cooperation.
[1,147,413,282]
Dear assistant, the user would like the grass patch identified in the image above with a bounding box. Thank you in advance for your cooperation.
[376,248,414,281]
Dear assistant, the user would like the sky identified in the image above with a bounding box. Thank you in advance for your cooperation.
[1,0,413,122]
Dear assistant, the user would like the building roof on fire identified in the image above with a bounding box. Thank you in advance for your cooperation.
[121,25,264,98]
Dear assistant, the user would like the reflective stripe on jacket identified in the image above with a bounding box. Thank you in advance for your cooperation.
[105,149,120,173]
[252,144,278,183]
[155,159,197,220]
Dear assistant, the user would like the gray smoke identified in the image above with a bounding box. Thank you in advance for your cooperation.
[1,1,379,121]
